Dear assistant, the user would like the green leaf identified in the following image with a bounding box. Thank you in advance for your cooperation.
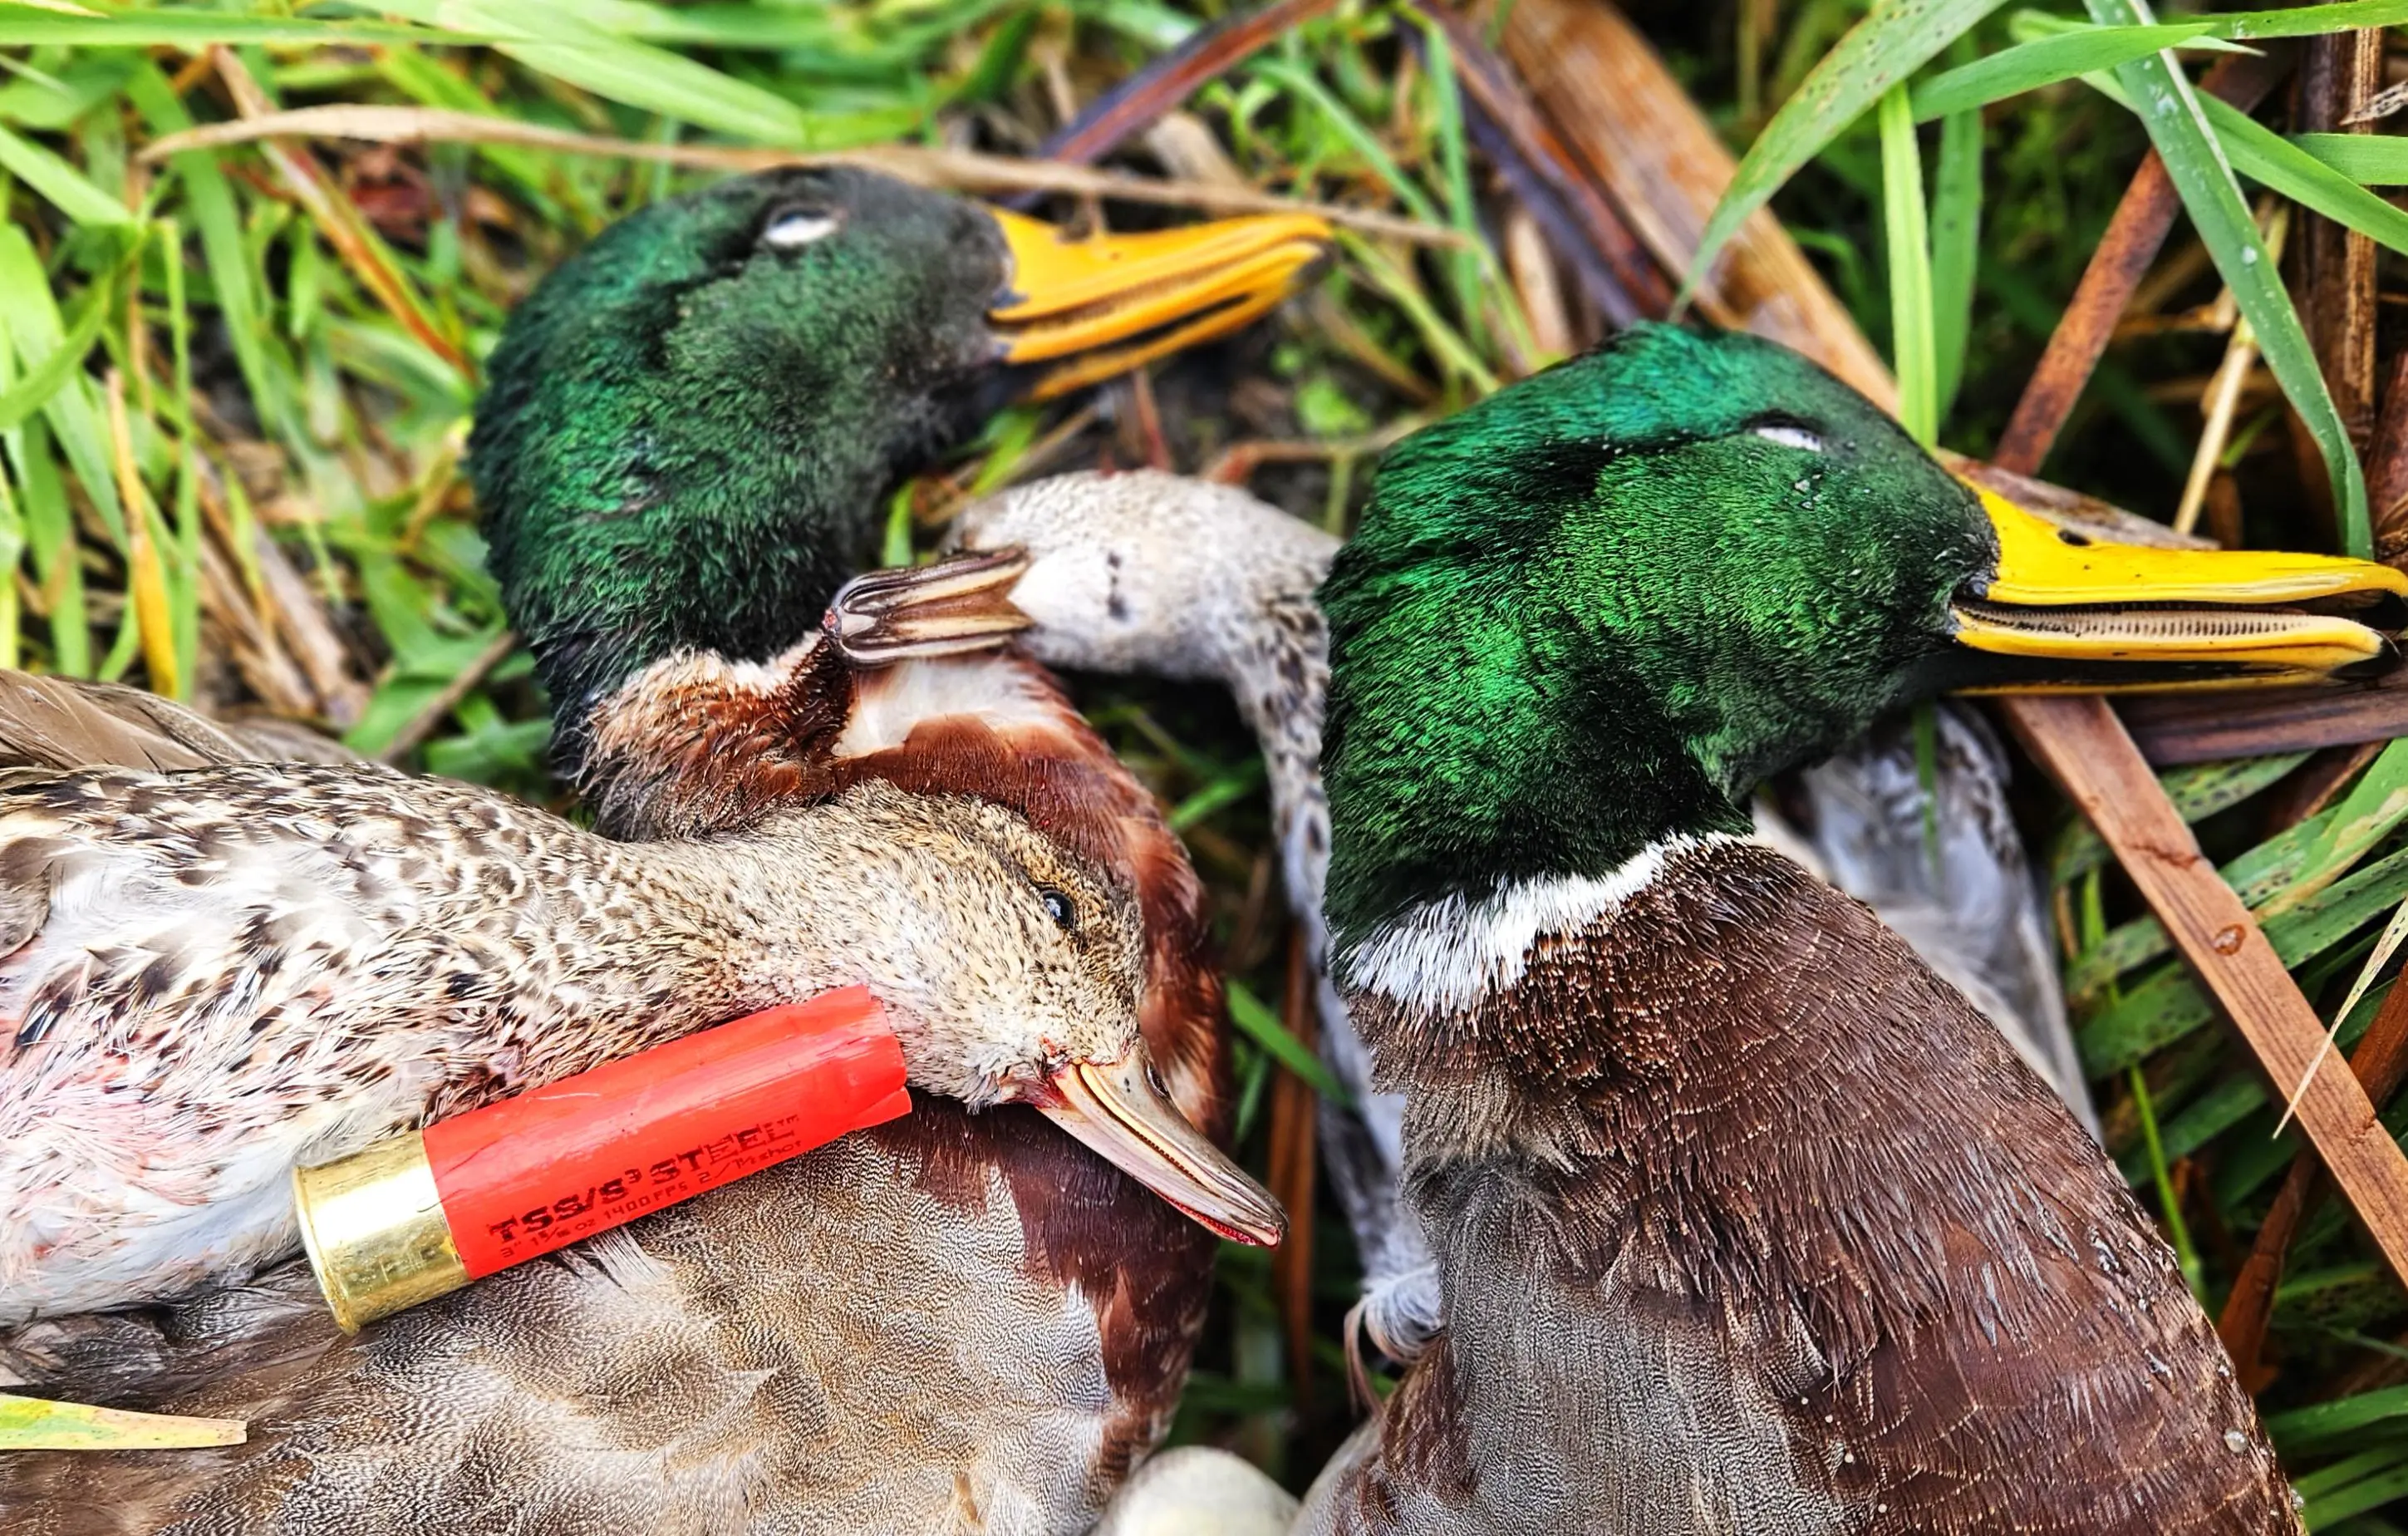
[2067,803,2336,1001]
[2051,751,2307,885]
[1224,979,1352,1105]
[375,0,833,147]
[0,120,130,227]
[1688,0,2012,303]
[2301,1447,2408,1529]
[1251,59,1443,227]
[2288,736,2408,913]
[0,9,503,47]
[2181,93,2408,259]
[2268,1383,2408,1450]
[1929,94,1982,421]
[1910,23,2243,122]
[125,62,279,430]
[2295,133,2408,188]
[0,224,125,552]
[1169,759,1266,832]
[2189,0,2408,40]
[1879,86,1936,446]
[0,268,107,435]
[2080,845,2408,1076]
[2079,4,2369,559]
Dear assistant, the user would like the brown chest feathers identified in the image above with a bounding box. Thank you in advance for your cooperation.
[1305,839,2294,1536]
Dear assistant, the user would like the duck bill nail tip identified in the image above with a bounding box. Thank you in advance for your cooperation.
[1034,1049,1288,1248]
[1949,483,2408,690]
[825,549,1035,665]
[293,989,909,1332]
[983,204,1331,396]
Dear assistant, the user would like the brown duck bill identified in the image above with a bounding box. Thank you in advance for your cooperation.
[1943,484,2408,693]
[824,548,1033,664]
[985,205,1331,401]
[1034,1041,1287,1247]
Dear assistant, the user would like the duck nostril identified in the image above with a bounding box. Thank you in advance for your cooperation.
[1146,1061,1169,1099]
[2057,528,2092,548]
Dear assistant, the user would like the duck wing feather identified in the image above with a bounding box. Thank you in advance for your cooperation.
[0,672,361,789]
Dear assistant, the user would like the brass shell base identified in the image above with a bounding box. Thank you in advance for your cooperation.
[292,1132,469,1332]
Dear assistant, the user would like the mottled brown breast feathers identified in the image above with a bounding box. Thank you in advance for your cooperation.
[1313,840,2295,1535]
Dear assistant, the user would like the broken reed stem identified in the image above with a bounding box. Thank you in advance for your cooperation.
[1985,37,2408,1305]
[2370,352,2408,564]
[2300,29,2384,444]
[2219,967,2408,1385]
[2173,206,2289,537]
[1991,51,2289,473]
[2006,698,2408,1298]
[1035,0,1341,167]
[1270,928,1320,1417]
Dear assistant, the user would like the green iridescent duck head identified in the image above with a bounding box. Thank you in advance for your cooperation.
[470,166,1326,761]
[1319,322,2407,947]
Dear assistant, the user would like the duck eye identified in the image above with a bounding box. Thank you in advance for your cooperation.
[1749,420,1824,454]
[762,208,839,249]
[1035,885,1076,932]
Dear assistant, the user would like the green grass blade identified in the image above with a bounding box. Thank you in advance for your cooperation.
[2080,4,2368,558]
[1251,60,1443,228]
[2125,1063,2204,1297]
[1879,86,1936,446]
[2268,1383,2408,1450]
[1929,84,1981,424]
[2052,752,2308,884]
[0,226,124,551]
[0,121,131,228]
[2190,0,2408,40]
[377,0,830,147]
[1910,23,2240,122]
[1225,978,1353,1104]
[1688,0,2010,303]
[2302,1448,2408,1530]
[2179,94,2408,258]
[2288,736,2408,913]
[1413,15,1490,360]
[125,62,279,430]
[2295,133,2408,186]
[0,267,108,434]
[0,10,501,47]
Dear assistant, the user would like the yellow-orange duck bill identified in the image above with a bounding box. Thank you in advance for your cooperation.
[987,205,1330,401]
[1034,1042,1287,1247]
[1945,486,2408,693]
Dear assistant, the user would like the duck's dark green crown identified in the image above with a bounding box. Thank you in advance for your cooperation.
[471,168,1016,769]
[1319,323,1996,952]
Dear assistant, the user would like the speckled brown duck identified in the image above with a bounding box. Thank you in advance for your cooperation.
[3,165,1325,1534]
[0,758,1274,1533]
[1275,325,2407,1533]
[0,558,1274,1331]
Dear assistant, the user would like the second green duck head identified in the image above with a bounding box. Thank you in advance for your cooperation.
[1320,322,2408,949]
[469,166,1326,759]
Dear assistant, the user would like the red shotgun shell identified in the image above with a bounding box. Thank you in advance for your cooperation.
[292,987,909,1330]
